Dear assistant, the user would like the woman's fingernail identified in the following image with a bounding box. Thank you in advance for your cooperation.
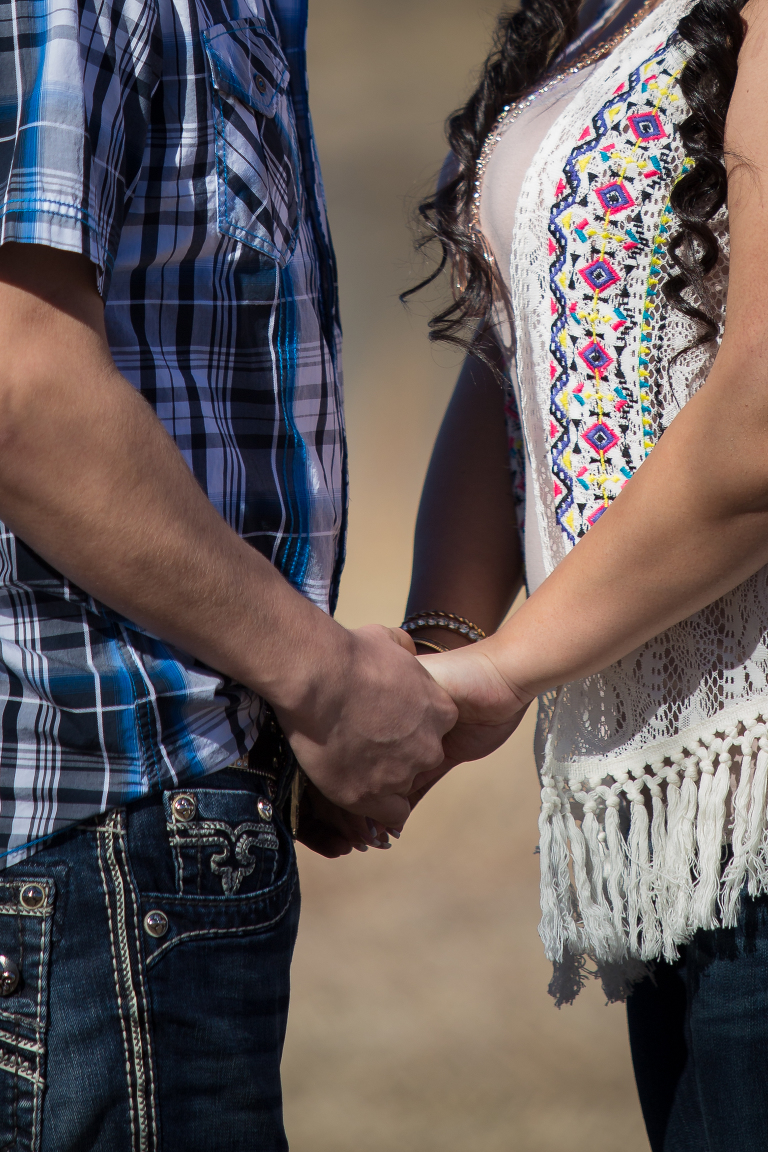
[366,817,378,838]
[377,841,391,850]
[386,828,401,839]
[353,844,369,852]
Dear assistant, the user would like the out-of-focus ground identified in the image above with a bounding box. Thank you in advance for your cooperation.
[281,2,650,1149]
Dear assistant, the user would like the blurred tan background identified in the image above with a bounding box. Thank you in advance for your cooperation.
[281,2,650,1149]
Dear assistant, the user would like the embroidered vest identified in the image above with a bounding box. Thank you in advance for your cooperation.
[509,0,766,1001]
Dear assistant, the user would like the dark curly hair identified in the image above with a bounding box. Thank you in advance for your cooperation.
[405,0,748,358]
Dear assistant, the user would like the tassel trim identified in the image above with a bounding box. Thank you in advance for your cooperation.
[539,718,768,1004]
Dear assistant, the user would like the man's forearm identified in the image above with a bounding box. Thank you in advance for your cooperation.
[0,245,340,711]
[0,243,458,825]
[484,332,768,702]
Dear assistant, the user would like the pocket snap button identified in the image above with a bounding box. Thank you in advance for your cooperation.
[20,884,46,910]
[0,956,20,996]
[143,910,169,939]
[257,798,273,822]
[171,794,196,822]
[254,73,267,94]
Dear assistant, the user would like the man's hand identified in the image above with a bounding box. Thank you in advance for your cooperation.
[274,625,458,828]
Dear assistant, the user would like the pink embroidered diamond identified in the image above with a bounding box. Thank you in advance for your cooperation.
[628,111,666,141]
[582,421,620,455]
[595,180,636,215]
[578,340,614,373]
[578,257,621,294]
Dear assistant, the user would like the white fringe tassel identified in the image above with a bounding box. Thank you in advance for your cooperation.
[538,718,768,1003]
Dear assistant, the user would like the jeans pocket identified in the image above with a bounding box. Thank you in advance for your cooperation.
[139,786,295,968]
[0,878,54,1152]
[203,18,301,266]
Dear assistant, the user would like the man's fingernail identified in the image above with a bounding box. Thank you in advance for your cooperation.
[386,828,401,839]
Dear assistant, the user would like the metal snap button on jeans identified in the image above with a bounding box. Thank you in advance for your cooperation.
[20,884,46,910]
[257,798,273,822]
[0,956,19,996]
[143,910,169,939]
[171,793,196,822]
[254,73,267,94]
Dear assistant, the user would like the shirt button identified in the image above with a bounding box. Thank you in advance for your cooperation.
[143,910,169,939]
[254,74,267,94]
[171,794,196,822]
[0,956,20,996]
[257,799,273,822]
[20,884,46,910]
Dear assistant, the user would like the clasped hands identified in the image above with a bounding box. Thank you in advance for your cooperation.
[273,623,531,859]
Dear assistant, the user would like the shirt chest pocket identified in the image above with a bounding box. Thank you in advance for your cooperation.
[203,18,301,265]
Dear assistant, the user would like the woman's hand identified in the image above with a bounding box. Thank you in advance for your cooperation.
[295,779,396,858]
[413,646,533,779]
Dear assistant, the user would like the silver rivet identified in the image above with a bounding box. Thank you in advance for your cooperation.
[144,910,169,939]
[257,799,273,822]
[171,794,196,822]
[20,884,46,910]
[255,74,267,94]
[0,956,19,996]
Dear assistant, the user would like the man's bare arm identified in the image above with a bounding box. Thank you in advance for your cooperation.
[0,242,457,825]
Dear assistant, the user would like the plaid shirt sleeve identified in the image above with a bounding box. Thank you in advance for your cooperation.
[0,0,161,292]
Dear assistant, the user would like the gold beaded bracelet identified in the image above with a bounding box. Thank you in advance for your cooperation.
[401,610,487,643]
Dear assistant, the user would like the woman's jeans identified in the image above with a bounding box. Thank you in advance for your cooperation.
[627,892,768,1151]
[0,727,299,1152]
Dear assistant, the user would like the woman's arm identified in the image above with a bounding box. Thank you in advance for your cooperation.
[416,0,768,765]
[405,331,524,651]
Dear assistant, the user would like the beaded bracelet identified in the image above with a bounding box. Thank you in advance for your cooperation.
[401,611,487,643]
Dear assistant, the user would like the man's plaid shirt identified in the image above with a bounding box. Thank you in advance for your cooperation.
[0,0,346,864]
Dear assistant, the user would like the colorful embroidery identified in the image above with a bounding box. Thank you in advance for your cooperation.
[637,157,695,453]
[548,34,688,543]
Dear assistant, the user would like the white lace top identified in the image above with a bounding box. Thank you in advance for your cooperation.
[482,0,768,1001]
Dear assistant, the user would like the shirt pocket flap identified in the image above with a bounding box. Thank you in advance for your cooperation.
[203,19,289,118]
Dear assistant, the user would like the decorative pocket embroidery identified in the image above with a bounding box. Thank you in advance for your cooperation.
[167,793,280,897]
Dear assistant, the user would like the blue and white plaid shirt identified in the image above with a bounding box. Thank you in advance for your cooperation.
[0,0,345,865]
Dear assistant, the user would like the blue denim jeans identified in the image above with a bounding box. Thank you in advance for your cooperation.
[0,723,299,1151]
[627,891,768,1151]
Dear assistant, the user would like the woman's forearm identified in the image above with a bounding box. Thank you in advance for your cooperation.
[406,334,524,651]
[476,3,768,704]
[482,327,768,700]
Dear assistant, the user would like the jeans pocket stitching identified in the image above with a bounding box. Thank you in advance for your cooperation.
[168,819,279,897]
[97,811,158,1152]
[0,876,54,1152]
[144,869,297,970]
[0,1046,40,1088]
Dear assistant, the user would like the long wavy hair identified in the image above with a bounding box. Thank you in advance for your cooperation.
[406,0,748,357]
